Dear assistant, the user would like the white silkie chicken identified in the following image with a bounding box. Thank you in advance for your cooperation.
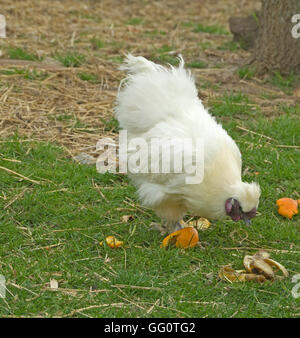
[115,55,260,233]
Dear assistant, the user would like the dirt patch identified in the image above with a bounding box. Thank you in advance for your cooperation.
[0,0,298,154]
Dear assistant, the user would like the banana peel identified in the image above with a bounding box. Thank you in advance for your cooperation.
[218,265,267,283]
[219,250,288,283]
[187,217,211,230]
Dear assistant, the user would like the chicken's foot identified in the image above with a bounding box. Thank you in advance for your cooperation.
[151,220,183,235]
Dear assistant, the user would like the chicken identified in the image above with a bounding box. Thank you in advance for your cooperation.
[115,54,261,233]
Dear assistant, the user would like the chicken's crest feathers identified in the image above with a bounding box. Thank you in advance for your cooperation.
[232,181,261,212]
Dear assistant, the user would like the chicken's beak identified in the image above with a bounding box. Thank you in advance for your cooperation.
[243,218,251,226]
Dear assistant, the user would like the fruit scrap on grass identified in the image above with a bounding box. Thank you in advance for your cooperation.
[219,250,288,283]
[276,197,299,219]
[218,265,267,283]
[99,235,123,249]
[161,226,199,249]
[187,217,211,230]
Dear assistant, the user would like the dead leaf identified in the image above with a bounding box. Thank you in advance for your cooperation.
[205,272,214,281]
[121,215,134,223]
[74,152,96,165]
[50,279,59,289]
[293,87,300,99]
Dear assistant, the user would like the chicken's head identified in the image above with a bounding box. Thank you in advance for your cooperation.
[225,182,260,225]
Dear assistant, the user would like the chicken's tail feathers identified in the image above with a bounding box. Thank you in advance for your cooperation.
[119,53,185,75]
[136,182,166,208]
[119,54,160,74]
[115,53,197,132]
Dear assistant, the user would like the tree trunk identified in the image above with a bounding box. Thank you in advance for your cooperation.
[252,0,300,75]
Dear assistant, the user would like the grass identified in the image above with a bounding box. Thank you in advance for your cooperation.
[79,14,102,23]
[193,24,229,35]
[6,47,41,61]
[0,68,48,80]
[182,21,228,35]
[269,71,298,95]
[144,29,167,36]
[187,60,207,69]
[53,113,74,122]
[156,45,174,53]
[218,41,240,51]
[209,92,254,117]
[198,42,213,49]
[126,17,143,26]
[0,99,299,317]
[107,56,124,64]
[90,38,105,49]
[154,45,179,66]
[155,55,179,66]
[99,117,119,132]
[200,80,221,91]
[54,52,86,67]
[77,72,99,83]
[237,66,256,80]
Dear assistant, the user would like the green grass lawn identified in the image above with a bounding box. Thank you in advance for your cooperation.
[0,100,299,318]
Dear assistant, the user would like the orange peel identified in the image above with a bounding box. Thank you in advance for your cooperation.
[161,226,199,249]
[276,197,298,219]
[99,235,123,249]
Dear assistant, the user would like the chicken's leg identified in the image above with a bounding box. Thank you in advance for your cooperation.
[151,220,183,235]
[170,221,183,232]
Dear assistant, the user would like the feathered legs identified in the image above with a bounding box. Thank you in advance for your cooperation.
[151,199,186,234]
[151,220,183,235]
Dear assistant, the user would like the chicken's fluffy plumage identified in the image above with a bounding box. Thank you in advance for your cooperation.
[115,55,260,224]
